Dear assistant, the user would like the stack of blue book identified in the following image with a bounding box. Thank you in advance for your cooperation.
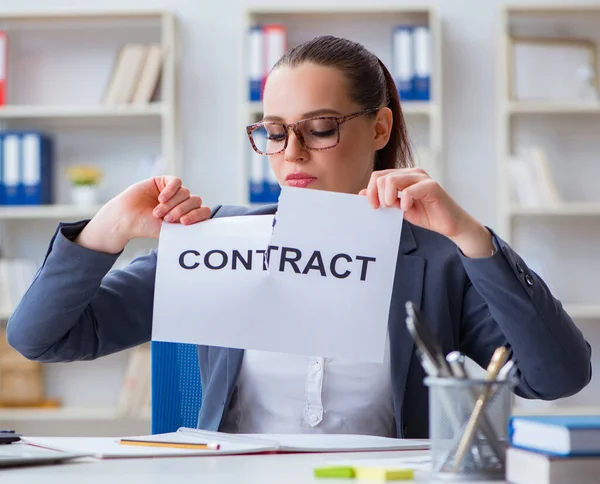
[507,415,600,484]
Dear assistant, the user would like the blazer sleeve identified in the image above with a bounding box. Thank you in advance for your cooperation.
[6,220,156,362]
[458,229,592,400]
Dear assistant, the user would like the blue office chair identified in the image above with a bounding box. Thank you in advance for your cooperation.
[150,341,203,434]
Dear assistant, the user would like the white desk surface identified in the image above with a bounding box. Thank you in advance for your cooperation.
[0,445,505,483]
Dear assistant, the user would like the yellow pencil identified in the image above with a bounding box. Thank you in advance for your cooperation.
[119,439,221,450]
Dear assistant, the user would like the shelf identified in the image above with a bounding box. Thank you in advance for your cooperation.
[507,101,600,115]
[0,104,165,120]
[247,6,433,15]
[0,406,150,421]
[247,101,436,118]
[510,203,600,217]
[0,204,102,220]
[564,305,600,320]
[0,9,171,21]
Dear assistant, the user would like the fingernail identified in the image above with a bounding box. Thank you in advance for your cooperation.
[154,207,164,218]
[164,215,173,222]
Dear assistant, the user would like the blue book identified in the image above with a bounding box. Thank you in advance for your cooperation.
[509,415,600,456]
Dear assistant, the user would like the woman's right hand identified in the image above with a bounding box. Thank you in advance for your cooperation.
[74,176,211,254]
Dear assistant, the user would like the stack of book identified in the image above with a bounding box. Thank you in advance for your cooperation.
[507,414,600,484]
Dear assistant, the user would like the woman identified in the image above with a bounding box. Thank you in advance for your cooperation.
[7,36,591,439]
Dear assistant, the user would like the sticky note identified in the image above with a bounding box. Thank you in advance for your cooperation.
[314,465,356,478]
[355,467,414,481]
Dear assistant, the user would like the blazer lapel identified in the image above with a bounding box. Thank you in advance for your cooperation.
[388,222,425,430]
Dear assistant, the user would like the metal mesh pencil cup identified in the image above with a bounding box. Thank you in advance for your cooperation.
[424,376,516,481]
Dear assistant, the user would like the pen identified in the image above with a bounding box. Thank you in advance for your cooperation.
[405,301,453,377]
[119,439,221,450]
[451,346,511,472]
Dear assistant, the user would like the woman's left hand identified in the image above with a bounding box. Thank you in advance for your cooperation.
[359,168,495,258]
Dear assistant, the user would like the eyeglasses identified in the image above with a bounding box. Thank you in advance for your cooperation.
[246,107,380,155]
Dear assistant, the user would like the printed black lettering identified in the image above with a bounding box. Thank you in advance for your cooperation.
[355,255,376,281]
[179,250,200,270]
[302,250,326,276]
[204,250,228,270]
[330,253,352,279]
[279,247,302,273]
[232,250,252,270]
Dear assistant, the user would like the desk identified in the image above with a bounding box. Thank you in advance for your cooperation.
[1,445,504,483]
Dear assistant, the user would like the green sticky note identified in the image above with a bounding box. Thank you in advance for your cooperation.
[314,465,356,478]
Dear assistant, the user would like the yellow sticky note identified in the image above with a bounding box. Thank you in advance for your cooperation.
[354,467,414,481]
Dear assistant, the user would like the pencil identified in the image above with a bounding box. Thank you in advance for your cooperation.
[119,439,221,450]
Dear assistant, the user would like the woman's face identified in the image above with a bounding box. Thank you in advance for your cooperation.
[261,62,392,194]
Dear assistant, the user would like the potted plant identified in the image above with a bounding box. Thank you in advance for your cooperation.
[66,165,102,206]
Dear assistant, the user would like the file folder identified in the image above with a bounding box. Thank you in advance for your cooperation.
[249,130,266,203]
[264,156,280,203]
[413,26,431,101]
[248,26,263,101]
[392,26,414,101]
[21,132,53,205]
[2,133,20,205]
[262,25,287,95]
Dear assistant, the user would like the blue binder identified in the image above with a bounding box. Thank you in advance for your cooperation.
[263,159,280,203]
[248,26,264,102]
[412,26,431,101]
[20,131,53,205]
[249,129,266,204]
[392,25,414,101]
[2,133,20,205]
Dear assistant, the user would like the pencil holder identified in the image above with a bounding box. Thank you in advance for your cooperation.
[424,376,516,481]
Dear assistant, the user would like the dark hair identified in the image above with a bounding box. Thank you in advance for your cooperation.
[273,35,413,171]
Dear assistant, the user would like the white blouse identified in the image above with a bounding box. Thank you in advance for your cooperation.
[221,335,395,436]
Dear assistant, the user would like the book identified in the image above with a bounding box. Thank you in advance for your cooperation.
[102,44,149,105]
[507,446,600,484]
[132,44,163,104]
[22,427,430,459]
[509,415,600,456]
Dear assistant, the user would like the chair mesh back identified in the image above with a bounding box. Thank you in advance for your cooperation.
[151,341,202,434]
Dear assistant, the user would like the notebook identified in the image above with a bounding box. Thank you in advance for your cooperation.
[22,428,430,459]
[509,415,600,456]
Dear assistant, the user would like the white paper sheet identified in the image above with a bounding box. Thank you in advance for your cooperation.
[152,187,404,363]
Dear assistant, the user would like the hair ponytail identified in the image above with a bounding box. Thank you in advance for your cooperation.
[375,59,414,170]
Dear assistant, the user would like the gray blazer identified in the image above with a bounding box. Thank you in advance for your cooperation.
[6,203,592,438]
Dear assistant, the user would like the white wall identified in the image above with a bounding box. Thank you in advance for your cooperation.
[1,0,599,410]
